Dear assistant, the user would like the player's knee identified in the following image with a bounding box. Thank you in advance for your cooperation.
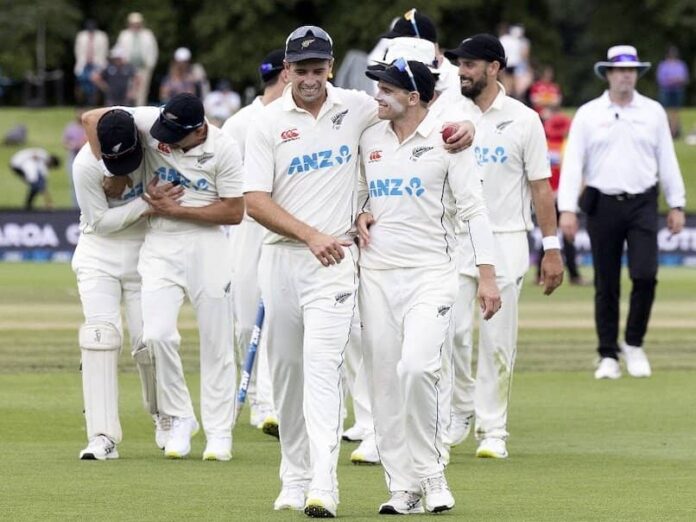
[630,277,657,294]
[398,355,437,380]
[142,328,181,348]
[79,322,121,352]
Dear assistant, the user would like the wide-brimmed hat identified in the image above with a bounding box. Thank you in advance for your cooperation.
[594,45,651,79]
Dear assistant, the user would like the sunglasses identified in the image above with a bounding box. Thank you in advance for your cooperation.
[158,106,204,131]
[260,62,281,74]
[404,8,420,38]
[101,112,140,159]
[392,57,419,93]
[286,25,334,46]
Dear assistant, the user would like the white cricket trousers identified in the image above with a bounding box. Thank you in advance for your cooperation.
[342,310,374,434]
[231,217,275,416]
[451,230,529,440]
[258,243,358,494]
[360,263,457,493]
[72,234,144,443]
[139,227,236,438]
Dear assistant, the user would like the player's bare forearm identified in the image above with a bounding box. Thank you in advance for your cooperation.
[82,107,114,158]
[245,191,317,242]
[164,197,244,225]
[530,179,559,237]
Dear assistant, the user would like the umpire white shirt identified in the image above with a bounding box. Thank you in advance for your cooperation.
[358,111,495,269]
[558,90,686,212]
[244,83,378,244]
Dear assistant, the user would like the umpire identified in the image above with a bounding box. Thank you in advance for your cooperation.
[558,45,686,380]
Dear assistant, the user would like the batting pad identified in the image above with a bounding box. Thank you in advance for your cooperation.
[80,322,122,443]
[132,341,158,415]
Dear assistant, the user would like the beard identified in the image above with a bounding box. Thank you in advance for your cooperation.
[460,75,487,100]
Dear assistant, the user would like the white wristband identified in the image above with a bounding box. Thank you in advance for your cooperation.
[98,159,115,177]
[542,235,561,251]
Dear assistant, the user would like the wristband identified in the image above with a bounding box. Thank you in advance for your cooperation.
[542,236,561,251]
[98,159,115,177]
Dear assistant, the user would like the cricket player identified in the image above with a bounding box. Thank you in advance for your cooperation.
[73,109,181,459]
[444,35,564,458]
[222,48,287,436]
[357,59,500,514]
[83,93,245,461]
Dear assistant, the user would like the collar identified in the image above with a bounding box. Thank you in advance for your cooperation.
[489,82,507,111]
[181,120,216,156]
[281,82,343,113]
[416,110,439,138]
[601,90,643,109]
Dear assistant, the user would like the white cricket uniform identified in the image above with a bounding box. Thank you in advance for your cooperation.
[130,107,244,438]
[244,83,378,494]
[71,144,149,443]
[222,97,275,420]
[451,84,551,440]
[10,148,51,183]
[357,111,495,491]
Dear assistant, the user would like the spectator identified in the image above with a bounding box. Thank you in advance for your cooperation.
[92,47,139,106]
[498,23,531,98]
[116,12,158,105]
[62,109,87,208]
[10,148,60,210]
[74,20,109,105]
[529,65,562,120]
[657,46,689,138]
[204,80,241,127]
[159,47,209,103]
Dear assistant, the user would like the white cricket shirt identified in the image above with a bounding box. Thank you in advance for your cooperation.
[10,148,51,183]
[72,144,148,239]
[558,90,686,212]
[130,107,245,232]
[244,83,379,244]
[221,96,264,161]
[357,111,495,269]
[458,84,551,232]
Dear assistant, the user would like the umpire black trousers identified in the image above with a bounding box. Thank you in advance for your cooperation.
[586,186,658,359]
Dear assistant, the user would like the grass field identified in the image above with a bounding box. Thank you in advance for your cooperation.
[1,263,695,520]
[1,106,696,211]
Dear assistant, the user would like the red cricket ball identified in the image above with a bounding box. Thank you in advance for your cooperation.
[442,125,457,143]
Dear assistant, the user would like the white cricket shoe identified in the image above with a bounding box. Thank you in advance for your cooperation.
[420,473,455,513]
[79,435,118,461]
[378,491,424,515]
[261,415,280,439]
[595,357,621,380]
[621,343,652,378]
[446,412,474,447]
[350,433,379,465]
[304,490,338,518]
[274,485,306,511]
[342,424,368,442]
[154,414,172,450]
[164,416,199,459]
[476,437,508,459]
[202,436,232,461]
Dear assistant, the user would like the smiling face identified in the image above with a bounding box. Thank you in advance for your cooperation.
[374,81,412,120]
[285,59,333,105]
[457,58,498,100]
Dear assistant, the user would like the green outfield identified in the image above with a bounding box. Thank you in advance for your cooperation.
[1,106,696,211]
[1,263,695,520]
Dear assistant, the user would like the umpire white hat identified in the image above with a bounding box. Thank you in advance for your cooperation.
[594,45,651,80]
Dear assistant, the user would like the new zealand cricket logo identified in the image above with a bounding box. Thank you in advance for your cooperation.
[331,110,349,130]
[410,146,433,162]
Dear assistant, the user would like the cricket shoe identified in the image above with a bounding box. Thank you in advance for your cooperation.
[350,433,379,465]
[378,491,424,515]
[261,415,280,439]
[445,412,474,447]
[420,473,455,513]
[79,435,119,461]
[621,343,652,378]
[274,484,307,511]
[594,357,621,380]
[202,436,232,461]
[250,405,274,427]
[154,413,172,450]
[476,437,508,459]
[164,416,199,459]
[342,424,369,442]
[304,490,338,518]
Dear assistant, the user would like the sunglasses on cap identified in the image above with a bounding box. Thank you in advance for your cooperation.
[392,57,419,93]
[158,106,205,131]
[101,120,140,160]
[260,62,281,74]
[286,25,334,46]
[404,8,420,38]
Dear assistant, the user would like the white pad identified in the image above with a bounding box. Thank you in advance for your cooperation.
[80,322,122,443]
[132,341,158,415]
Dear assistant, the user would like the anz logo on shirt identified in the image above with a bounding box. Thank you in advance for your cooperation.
[121,182,144,201]
[368,177,425,198]
[287,145,352,175]
[474,146,508,166]
[155,166,209,191]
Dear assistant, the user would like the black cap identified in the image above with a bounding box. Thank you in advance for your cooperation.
[150,93,205,144]
[365,59,436,103]
[259,48,285,82]
[285,26,334,63]
[97,109,143,176]
[444,34,507,69]
[381,9,437,44]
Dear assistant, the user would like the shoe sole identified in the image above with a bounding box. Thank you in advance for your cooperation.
[79,450,119,461]
[304,504,335,518]
[476,449,508,459]
[202,452,232,461]
[378,505,424,515]
[428,504,454,513]
[351,458,379,465]
[342,436,363,442]
[262,421,280,439]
